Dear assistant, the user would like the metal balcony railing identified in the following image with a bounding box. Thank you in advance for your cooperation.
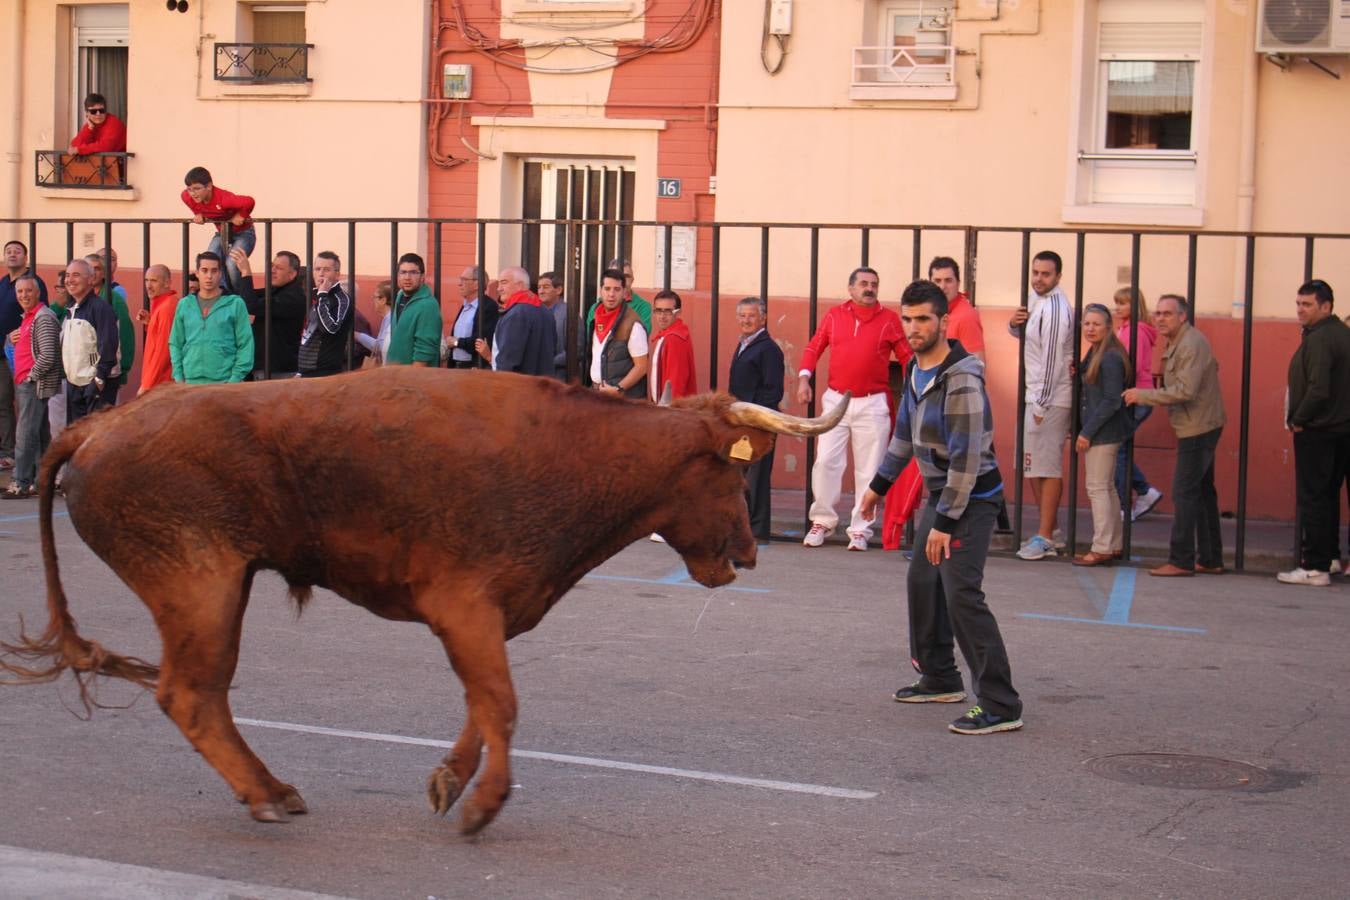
[852,44,955,86]
[34,150,134,190]
[214,42,313,84]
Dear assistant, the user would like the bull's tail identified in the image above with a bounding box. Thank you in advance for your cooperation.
[0,422,159,713]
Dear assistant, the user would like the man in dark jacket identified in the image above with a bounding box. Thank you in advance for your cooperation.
[1280,279,1350,587]
[445,266,498,369]
[297,251,353,378]
[729,297,785,541]
[231,248,306,378]
[59,259,121,423]
[489,267,556,377]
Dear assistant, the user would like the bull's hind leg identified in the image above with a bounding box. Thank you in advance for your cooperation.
[420,592,517,835]
[138,562,306,822]
[427,714,482,817]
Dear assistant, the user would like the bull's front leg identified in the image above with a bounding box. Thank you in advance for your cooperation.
[427,714,482,816]
[421,594,517,836]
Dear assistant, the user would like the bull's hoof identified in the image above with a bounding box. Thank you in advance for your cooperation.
[249,801,290,823]
[427,766,463,817]
[281,788,308,816]
[459,799,494,836]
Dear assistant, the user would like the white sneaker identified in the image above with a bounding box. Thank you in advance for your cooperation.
[803,523,830,547]
[1131,487,1163,522]
[847,533,869,552]
[1016,534,1057,561]
[1276,567,1331,586]
[649,533,667,543]
[1051,529,1066,550]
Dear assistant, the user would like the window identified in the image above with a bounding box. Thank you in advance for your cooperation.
[521,159,635,305]
[852,1,956,100]
[215,3,310,84]
[1065,0,1207,223]
[72,4,128,136]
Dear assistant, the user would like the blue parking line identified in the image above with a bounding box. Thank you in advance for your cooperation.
[1019,565,1206,634]
[1018,612,1206,634]
[0,510,69,524]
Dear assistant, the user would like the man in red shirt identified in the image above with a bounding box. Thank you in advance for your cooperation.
[68,93,127,155]
[648,290,698,401]
[180,166,256,294]
[797,267,911,550]
[928,256,985,361]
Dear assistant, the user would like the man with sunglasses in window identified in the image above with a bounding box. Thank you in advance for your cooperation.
[68,93,126,155]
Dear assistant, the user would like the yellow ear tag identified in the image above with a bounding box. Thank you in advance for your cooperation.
[729,436,754,461]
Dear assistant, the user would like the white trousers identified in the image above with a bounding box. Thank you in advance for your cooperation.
[808,388,892,539]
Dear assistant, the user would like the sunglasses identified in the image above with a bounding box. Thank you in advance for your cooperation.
[86,108,107,115]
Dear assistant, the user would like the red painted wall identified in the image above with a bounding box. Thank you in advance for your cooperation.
[605,1,720,288]
[424,1,531,301]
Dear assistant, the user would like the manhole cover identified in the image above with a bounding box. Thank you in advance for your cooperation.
[1084,753,1272,791]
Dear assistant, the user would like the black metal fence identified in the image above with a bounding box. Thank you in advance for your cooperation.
[6,214,1347,571]
[34,151,134,190]
[214,43,313,83]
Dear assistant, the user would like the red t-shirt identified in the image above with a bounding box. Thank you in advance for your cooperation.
[180,185,256,234]
[799,300,910,395]
[945,293,985,354]
[70,114,127,154]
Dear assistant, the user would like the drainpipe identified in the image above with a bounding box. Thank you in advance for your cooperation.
[1232,4,1260,319]
[5,0,24,229]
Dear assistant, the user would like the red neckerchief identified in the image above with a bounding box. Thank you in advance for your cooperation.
[502,289,542,311]
[653,316,690,344]
[850,300,881,323]
[594,302,623,341]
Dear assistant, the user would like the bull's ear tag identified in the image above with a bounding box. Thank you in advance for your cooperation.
[729,436,754,461]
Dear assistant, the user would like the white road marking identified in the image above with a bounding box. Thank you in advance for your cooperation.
[0,843,354,899]
[234,717,878,801]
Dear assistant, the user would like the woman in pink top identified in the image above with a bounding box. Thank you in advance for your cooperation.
[1112,287,1163,521]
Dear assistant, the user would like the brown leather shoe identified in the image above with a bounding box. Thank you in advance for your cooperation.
[1150,563,1195,577]
[1073,551,1114,567]
[1195,565,1226,575]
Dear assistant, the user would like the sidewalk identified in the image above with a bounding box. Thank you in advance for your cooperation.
[767,487,1302,574]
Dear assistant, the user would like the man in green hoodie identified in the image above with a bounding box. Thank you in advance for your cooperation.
[168,252,254,384]
[386,252,442,367]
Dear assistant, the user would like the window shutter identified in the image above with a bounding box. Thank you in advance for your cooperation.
[1099,22,1202,59]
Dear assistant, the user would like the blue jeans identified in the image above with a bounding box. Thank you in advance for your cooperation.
[14,381,50,489]
[1115,405,1154,506]
[207,227,257,293]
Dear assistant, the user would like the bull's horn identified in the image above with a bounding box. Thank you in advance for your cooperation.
[727,392,852,436]
[658,381,673,406]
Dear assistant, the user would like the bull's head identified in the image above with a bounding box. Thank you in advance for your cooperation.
[657,393,851,587]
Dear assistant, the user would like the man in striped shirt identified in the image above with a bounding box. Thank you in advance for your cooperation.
[1008,251,1074,561]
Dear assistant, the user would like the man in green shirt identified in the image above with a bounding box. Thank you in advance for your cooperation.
[168,252,254,384]
[386,252,443,367]
[85,250,135,390]
[586,256,651,335]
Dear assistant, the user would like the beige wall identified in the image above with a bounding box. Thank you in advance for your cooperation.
[1,0,429,276]
[713,0,1350,318]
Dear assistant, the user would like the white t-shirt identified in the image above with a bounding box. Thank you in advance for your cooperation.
[590,321,648,385]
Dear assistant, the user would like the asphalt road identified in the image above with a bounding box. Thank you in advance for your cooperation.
[1,501,1347,899]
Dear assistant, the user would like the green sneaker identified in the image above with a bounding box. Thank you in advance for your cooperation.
[948,705,1023,735]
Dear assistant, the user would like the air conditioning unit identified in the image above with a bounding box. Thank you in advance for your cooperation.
[1257,0,1350,54]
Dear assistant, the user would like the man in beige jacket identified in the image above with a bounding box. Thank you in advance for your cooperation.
[1124,295,1226,577]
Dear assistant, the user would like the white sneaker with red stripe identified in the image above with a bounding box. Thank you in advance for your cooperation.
[802,523,830,547]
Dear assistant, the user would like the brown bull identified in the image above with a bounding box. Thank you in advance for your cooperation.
[1,368,847,835]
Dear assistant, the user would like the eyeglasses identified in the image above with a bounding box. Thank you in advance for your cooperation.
[86,108,107,115]
[652,307,677,316]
